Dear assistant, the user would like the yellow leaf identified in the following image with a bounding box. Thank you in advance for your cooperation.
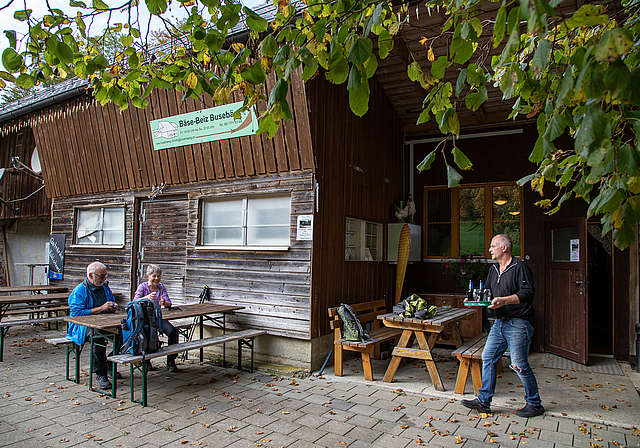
[455,435,463,444]
[420,37,428,45]
[186,72,198,89]
[428,47,435,62]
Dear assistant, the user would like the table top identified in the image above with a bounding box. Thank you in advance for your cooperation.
[378,307,476,330]
[64,303,245,331]
[0,285,68,294]
[0,292,71,305]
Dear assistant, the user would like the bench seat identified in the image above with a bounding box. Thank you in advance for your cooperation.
[0,316,67,362]
[328,300,402,381]
[452,333,503,395]
[4,305,69,316]
[108,329,266,406]
[45,337,82,383]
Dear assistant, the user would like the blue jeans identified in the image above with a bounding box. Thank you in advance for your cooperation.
[477,318,541,407]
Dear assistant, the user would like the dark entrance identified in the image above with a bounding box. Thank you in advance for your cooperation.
[586,224,613,355]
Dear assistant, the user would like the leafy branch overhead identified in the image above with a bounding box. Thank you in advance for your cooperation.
[2,0,640,248]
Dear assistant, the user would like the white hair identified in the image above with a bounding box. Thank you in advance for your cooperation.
[87,261,106,276]
[146,264,162,276]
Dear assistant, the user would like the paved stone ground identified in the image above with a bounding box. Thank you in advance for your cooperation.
[1,325,639,448]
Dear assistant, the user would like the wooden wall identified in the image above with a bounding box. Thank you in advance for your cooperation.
[51,171,313,339]
[31,70,313,199]
[306,74,404,339]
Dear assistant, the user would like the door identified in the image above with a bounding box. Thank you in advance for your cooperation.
[545,218,588,364]
[137,197,189,301]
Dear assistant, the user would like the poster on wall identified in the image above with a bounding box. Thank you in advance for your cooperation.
[570,238,580,262]
[48,234,65,280]
[296,215,313,240]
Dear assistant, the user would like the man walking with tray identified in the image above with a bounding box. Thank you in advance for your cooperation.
[462,234,544,418]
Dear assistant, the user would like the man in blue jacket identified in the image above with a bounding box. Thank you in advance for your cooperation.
[67,262,121,390]
[462,234,544,418]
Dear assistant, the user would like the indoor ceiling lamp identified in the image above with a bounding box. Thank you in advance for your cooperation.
[494,199,508,206]
[509,211,521,216]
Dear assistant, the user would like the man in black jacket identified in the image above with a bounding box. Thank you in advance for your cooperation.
[462,234,544,418]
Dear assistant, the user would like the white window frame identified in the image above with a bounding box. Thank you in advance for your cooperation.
[345,218,383,261]
[73,205,126,248]
[198,194,291,251]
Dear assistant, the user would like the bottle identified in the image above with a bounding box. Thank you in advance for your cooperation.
[467,280,474,301]
[479,280,484,291]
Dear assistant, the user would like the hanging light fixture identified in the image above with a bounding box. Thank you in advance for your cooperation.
[494,199,507,206]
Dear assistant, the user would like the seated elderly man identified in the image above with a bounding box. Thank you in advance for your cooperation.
[66,261,122,390]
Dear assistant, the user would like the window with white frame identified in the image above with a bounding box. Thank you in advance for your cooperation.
[200,194,291,247]
[345,218,383,261]
[75,206,125,246]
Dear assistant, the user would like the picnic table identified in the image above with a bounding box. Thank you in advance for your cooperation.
[377,307,477,391]
[0,284,68,295]
[64,303,244,398]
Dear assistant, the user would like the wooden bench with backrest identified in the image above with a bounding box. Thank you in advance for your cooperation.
[328,300,403,381]
[108,328,266,406]
[0,316,67,362]
[452,333,503,395]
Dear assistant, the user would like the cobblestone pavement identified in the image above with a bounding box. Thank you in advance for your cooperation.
[1,325,639,448]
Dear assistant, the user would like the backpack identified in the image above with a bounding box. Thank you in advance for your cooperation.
[337,303,372,342]
[393,294,437,319]
[120,298,163,358]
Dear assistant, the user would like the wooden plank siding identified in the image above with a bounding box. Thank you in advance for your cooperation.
[306,74,404,340]
[50,172,313,340]
[32,69,314,199]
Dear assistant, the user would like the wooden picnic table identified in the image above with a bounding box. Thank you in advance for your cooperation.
[64,302,244,397]
[0,285,68,295]
[0,292,71,320]
[378,307,477,391]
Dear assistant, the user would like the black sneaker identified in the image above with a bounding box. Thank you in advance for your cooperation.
[107,371,123,380]
[515,404,545,418]
[461,398,492,413]
[96,375,112,390]
[167,363,179,373]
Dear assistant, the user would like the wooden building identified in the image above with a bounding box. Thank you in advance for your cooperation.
[0,1,637,369]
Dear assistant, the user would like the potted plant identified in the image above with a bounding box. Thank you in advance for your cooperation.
[441,253,491,290]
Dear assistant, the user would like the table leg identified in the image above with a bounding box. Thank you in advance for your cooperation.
[415,331,444,391]
[89,329,94,390]
[199,316,204,362]
[448,321,464,347]
[383,329,413,383]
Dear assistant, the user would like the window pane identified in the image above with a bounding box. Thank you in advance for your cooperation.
[460,188,485,255]
[202,198,244,245]
[427,224,451,256]
[345,218,356,260]
[76,207,124,245]
[428,189,450,222]
[203,227,243,245]
[76,208,101,244]
[492,185,521,257]
[246,195,291,245]
[552,227,580,262]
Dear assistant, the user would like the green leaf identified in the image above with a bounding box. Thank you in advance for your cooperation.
[416,109,430,125]
[243,7,268,32]
[417,150,436,171]
[493,5,506,48]
[55,40,74,64]
[2,48,23,72]
[241,62,266,85]
[613,223,635,250]
[543,113,566,141]
[595,28,633,62]
[13,9,31,21]
[123,69,141,82]
[92,0,109,11]
[532,39,552,73]
[146,0,168,14]
[299,48,319,82]
[347,37,372,66]
[258,34,278,59]
[431,56,450,79]
[622,196,640,225]
[377,30,393,59]
[268,78,289,107]
[451,36,475,64]
[4,30,16,49]
[349,77,370,117]
[517,173,538,186]
[565,4,608,29]
[325,57,349,84]
[439,108,455,133]
[447,165,463,188]
[347,65,362,91]
[603,58,630,98]
[465,86,487,111]
[575,105,606,152]
[615,144,640,175]
[452,146,472,170]
[456,69,467,97]
[257,112,278,139]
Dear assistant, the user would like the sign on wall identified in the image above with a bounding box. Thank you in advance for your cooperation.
[48,234,65,280]
[149,101,258,151]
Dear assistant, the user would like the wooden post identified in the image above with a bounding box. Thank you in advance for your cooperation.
[2,225,10,288]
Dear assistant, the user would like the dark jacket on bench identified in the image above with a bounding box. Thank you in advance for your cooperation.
[486,257,535,324]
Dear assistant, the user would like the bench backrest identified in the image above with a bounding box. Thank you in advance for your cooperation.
[328,299,387,340]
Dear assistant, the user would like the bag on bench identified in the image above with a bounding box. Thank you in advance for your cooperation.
[120,298,163,358]
[337,303,372,342]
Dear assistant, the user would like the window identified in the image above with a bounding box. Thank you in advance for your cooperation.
[75,206,125,246]
[200,194,291,248]
[424,183,522,258]
[345,218,383,261]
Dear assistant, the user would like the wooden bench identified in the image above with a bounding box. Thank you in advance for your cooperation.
[452,333,503,395]
[328,300,402,381]
[45,337,82,383]
[0,316,67,362]
[4,305,70,316]
[108,329,267,406]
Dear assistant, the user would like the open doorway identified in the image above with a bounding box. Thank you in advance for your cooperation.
[587,224,613,356]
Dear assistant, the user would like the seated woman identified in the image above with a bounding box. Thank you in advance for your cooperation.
[134,264,180,372]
